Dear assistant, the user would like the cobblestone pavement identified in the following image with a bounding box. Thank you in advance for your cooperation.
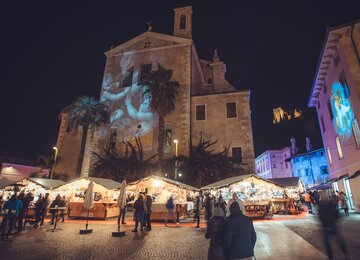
[282,213,360,259]
[0,216,328,260]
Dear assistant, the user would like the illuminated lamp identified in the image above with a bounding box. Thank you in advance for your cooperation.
[153,180,162,188]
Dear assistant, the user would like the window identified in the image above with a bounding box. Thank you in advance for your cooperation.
[352,119,360,149]
[339,71,350,97]
[232,147,242,163]
[317,101,321,110]
[139,64,152,84]
[323,82,328,94]
[320,165,329,175]
[180,15,186,29]
[226,102,237,118]
[327,101,334,120]
[144,41,152,49]
[195,105,206,121]
[122,67,133,88]
[285,162,288,169]
[327,147,333,164]
[336,136,343,159]
[207,78,213,84]
[320,116,326,132]
[334,53,340,67]
[273,163,276,168]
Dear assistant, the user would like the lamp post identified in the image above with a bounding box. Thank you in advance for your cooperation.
[174,139,178,180]
[50,147,58,179]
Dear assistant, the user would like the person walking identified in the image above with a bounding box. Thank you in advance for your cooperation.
[132,194,145,232]
[338,191,349,216]
[203,194,213,222]
[318,193,350,260]
[59,196,68,223]
[304,191,313,214]
[119,197,127,225]
[40,193,50,226]
[144,195,152,231]
[0,194,23,239]
[16,192,34,232]
[164,195,174,226]
[224,202,257,260]
[216,195,227,214]
[205,207,227,260]
[34,194,44,228]
[194,195,201,228]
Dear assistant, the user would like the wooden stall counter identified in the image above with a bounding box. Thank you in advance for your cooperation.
[244,201,269,218]
[150,203,187,221]
[271,198,296,214]
[68,201,119,220]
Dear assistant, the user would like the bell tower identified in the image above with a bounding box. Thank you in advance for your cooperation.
[173,6,193,39]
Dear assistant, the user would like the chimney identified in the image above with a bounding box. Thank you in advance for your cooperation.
[306,137,312,152]
[290,138,298,155]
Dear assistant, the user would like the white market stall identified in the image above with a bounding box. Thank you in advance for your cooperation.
[202,174,292,217]
[53,177,122,219]
[127,175,199,221]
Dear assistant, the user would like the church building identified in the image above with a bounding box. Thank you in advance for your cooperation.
[54,6,255,180]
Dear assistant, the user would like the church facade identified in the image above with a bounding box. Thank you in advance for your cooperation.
[54,6,255,180]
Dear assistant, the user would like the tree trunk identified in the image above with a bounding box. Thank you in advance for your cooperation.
[157,116,165,164]
[76,125,88,178]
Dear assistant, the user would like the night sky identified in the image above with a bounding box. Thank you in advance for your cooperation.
[1,1,360,160]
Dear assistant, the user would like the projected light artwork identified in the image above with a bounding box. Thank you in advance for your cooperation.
[330,81,354,140]
[100,54,158,139]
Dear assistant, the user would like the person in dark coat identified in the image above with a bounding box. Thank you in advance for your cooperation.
[40,193,50,226]
[205,207,227,260]
[34,194,44,228]
[144,195,152,231]
[49,195,62,225]
[0,194,22,239]
[318,193,349,260]
[164,195,175,226]
[203,194,212,222]
[194,196,201,228]
[132,194,145,232]
[224,202,257,260]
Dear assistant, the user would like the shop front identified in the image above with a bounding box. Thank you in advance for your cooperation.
[127,175,199,221]
[202,174,299,218]
[53,177,122,219]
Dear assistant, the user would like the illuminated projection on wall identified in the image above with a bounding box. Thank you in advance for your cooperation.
[100,54,158,139]
[330,81,354,140]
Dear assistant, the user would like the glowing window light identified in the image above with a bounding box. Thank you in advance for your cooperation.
[336,137,343,159]
[327,147,333,164]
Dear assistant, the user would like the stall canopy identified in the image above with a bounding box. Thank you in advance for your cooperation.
[0,177,64,190]
[128,175,199,191]
[269,177,305,192]
[202,174,283,190]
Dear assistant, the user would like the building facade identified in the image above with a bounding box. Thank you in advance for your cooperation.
[54,6,255,180]
[308,21,360,211]
[287,148,330,189]
[255,147,292,179]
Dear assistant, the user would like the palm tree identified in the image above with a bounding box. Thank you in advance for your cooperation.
[68,96,109,177]
[182,132,243,187]
[90,136,157,182]
[144,67,180,163]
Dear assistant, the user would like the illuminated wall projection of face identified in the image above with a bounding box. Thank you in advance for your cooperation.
[330,82,354,140]
[100,54,157,139]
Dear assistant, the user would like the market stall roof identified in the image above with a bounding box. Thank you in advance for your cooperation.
[128,175,199,191]
[348,170,360,180]
[202,174,283,190]
[0,177,17,189]
[58,177,122,190]
[29,178,65,189]
[309,183,332,190]
[269,177,302,187]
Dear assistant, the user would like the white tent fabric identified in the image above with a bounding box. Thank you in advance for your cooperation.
[84,181,94,210]
[116,180,127,209]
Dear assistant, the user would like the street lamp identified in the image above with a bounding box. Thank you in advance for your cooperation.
[50,146,58,179]
[174,140,178,180]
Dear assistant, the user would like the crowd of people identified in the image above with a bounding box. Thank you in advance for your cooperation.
[0,192,68,240]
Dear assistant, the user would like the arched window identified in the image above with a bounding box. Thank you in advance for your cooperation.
[180,15,186,29]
